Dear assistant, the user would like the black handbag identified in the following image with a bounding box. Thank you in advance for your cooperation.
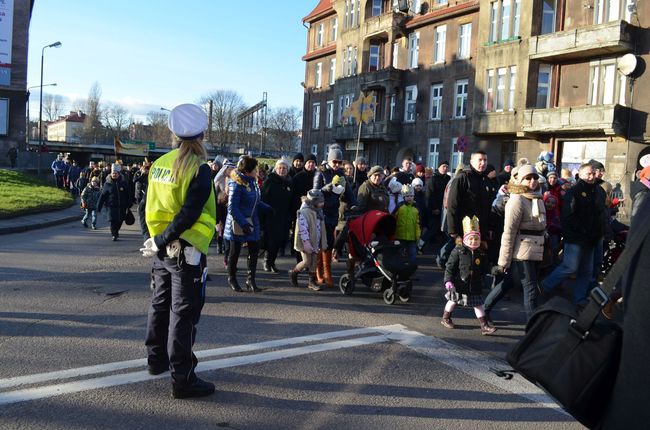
[124,208,135,225]
[504,217,650,429]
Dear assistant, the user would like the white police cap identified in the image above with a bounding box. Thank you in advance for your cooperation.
[167,103,208,138]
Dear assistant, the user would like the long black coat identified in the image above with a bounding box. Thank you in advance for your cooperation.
[426,172,450,214]
[97,175,132,222]
[291,168,315,218]
[261,172,293,244]
[560,179,606,247]
[446,168,492,237]
[444,244,490,296]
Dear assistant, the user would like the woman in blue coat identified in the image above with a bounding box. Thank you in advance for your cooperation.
[224,155,271,292]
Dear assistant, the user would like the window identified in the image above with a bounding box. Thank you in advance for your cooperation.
[541,0,556,34]
[326,100,334,128]
[331,17,338,42]
[489,2,499,42]
[316,23,324,47]
[405,85,418,122]
[513,0,521,37]
[496,67,506,111]
[372,0,382,16]
[508,66,517,111]
[536,64,552,108]
[430,83,443,120]
[501,0,511,41]
[454,79,468,118]
[434,0,448,4]
[411,0,421,14]
[392,42,399,68]
[311,144,318,156]
[458,23,472,59]
[434,25,446,64]
[451,138,464,170]
[369,44,381,71]
[315,62,322,88]
[589,60,625,105]
[486,70,494,111]
[338,93,353,123]
[390,94,397,120]
[312,103,321,129]
[428,138,440,169]
[343,46,357,76]
[329,58,336,85]
[344,0,359,28]
[408,32,419,68]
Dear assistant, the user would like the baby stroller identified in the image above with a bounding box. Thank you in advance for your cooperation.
[339,210,417,305]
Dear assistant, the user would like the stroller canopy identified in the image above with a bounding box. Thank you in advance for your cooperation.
[348,210,396,254]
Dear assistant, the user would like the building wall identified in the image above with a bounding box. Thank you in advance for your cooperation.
[0,1,31,164]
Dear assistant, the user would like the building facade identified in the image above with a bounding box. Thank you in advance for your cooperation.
[302,0,650,202]
[47,111,86,143]
[0,1,33,165]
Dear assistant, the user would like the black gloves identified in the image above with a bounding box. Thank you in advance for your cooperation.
[242,224,253,235]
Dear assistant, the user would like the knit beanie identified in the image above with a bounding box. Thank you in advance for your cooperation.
[368,165,383,177]
[306,189,324,205]
[293,152,304,162]
[327,145,343,162]
[401,184,415,197]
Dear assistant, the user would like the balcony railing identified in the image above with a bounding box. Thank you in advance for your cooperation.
[529,20,632,61]
[363,12,405,36]
[358,67,403,90]
[334,120,401,141]
[521,104,629,135]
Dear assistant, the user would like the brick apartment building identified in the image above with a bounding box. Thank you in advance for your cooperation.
[301,0,650,200]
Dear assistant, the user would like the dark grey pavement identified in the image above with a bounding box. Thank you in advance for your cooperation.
[0,202,81,235]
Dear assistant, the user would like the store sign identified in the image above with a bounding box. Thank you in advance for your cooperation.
[0,0,13,86]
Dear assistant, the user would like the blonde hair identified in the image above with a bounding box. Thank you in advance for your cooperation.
[171,136,207,182]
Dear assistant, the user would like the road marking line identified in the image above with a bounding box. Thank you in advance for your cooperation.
[0,325,403,390]
[0,335,389,406]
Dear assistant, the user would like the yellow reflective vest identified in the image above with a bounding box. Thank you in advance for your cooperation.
[145,149,216,255]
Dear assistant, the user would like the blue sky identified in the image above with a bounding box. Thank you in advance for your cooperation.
[27,1,312,121]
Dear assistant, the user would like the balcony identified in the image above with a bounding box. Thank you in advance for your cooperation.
[358,67,403,90]
[473,112,517,135]
[334,120,401,141]
[363,12,405,37]
[529,20,632,62]
[521,104,629,136]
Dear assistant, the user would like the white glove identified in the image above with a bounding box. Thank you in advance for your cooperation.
[140,238,159,257]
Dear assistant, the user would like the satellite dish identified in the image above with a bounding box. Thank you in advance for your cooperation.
[618,53,638,76]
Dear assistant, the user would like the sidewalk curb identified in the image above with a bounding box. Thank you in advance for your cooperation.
[0,214,81,235]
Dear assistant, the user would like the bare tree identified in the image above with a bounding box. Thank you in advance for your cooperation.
[42,93,65,121]
[82,82,104,143]
[199,90,246,151]
[147,111,171,148]
[266,107,302,154]
[103,103,130,139]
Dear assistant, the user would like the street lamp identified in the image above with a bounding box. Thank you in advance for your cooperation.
[160,107,170,112]
[37,41,62,176]
[26,83,56,146]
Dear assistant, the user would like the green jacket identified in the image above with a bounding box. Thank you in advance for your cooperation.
[394,202,421,241]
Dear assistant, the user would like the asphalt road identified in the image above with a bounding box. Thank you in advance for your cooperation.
[0,215,584,429]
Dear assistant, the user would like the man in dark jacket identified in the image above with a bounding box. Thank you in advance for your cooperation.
[289,153,304,178]
[97,163,132,241]
[133,163,150,239]
[393,157,415,186]
[314,145,356,287]
[425,161,450,243]
[540,163,606,305]
[497,159,514,185]
[446,151,492,239]
[353,156,368,192]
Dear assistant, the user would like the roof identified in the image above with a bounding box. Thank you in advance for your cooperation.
[302,44,336,62]
[50,111,87,125]
[406,0,479,29]
[303,0,335,24]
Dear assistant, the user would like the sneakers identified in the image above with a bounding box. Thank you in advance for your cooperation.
[112,236,118,241]
[91,225,97,230]
[172,378,215,399]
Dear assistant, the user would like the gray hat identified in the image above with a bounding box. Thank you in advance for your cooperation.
[111,163,121,173]
[327,145,343,162]
[368,165,383,177]
[306,189,324,204]
[355,156,367,165]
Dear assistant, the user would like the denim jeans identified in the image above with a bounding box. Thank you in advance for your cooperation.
[484,260,538,321]
[541,242,594,305]
[401,240,417,267]
[437,236,456,268]
[82,209,96,226]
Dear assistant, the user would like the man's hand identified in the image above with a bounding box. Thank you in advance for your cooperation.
[140,238,159,257]
[242,224,253,235]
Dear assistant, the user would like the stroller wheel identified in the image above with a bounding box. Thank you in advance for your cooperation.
[383,288,396,305]
[339,274,354,295]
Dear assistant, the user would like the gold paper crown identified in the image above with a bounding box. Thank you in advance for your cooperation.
[462,216,480,236]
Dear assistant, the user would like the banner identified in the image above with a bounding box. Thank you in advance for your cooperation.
[0,0,13,86]
[114,138,149,157]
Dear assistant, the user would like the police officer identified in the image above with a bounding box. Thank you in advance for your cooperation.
[141,103,217,399]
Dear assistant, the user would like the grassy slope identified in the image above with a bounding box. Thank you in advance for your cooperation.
[0,170,75,219]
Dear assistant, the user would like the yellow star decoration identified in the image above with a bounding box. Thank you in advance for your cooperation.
[342,92,376,124]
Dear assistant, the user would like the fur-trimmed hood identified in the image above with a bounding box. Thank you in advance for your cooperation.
[230,169,254,187]
[508,183,542,198]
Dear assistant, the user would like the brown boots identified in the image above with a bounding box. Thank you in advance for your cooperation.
[322,250,334,288]
[315,251,325,285]
[307,272,321,291]
[479,317,497,335]
[441,311,455,329]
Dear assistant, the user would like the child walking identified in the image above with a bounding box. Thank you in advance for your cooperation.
[80,177,101,229]
[289,189,328,291]
[441,216,496,335]
[394,184,421,265]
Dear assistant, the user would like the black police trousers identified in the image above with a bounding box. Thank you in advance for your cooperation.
[145,251,206,387]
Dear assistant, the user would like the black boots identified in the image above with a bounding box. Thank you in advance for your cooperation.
[246,252,262,292]
[289,269,300,288]
[172,378,215,399]
[227,263,242,292]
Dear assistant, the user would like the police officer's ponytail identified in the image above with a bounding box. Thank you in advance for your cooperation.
[172,135,207,182]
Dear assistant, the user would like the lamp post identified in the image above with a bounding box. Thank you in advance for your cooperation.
[26,83,56,146]
[37,41,62,176]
